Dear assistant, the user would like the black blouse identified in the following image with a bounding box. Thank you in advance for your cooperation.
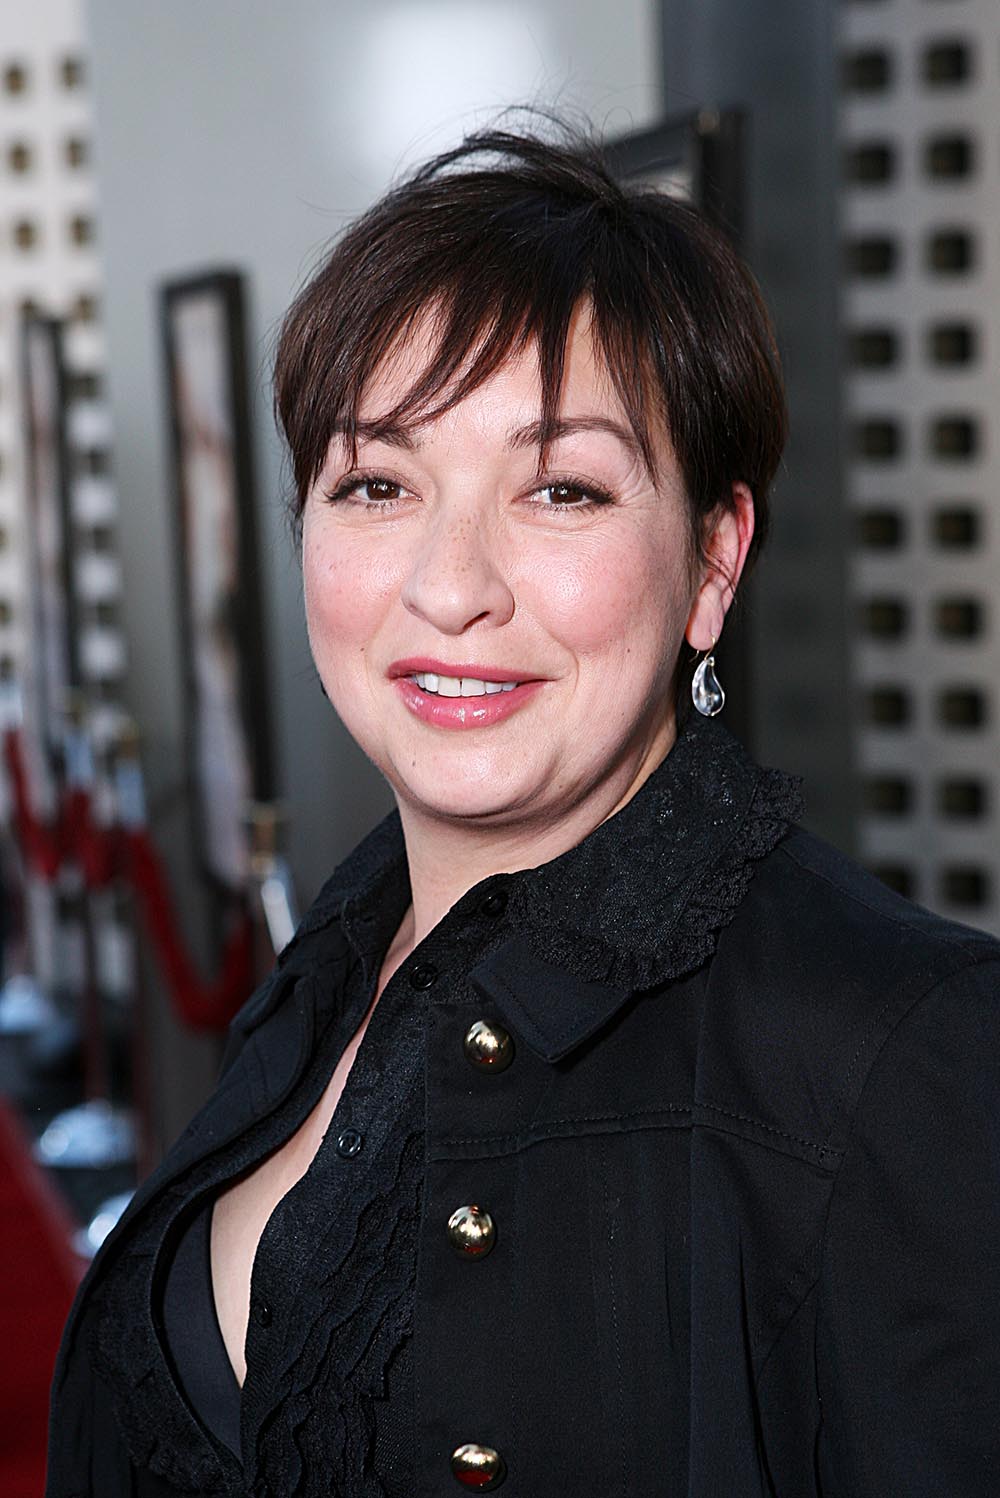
[84,716,803,1497]
[154,890,424,1495]
[160,1198,241,1455]
[88,799,545,1496]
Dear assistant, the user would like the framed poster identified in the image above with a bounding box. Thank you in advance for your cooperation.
[20,310,79,764]
[160,271,273,891]
[606,109,753,747]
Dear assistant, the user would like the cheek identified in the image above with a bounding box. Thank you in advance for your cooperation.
[529,532,690,660]
[303,532,399,662]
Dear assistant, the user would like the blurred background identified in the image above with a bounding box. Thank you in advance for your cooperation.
[0,0,996,1490]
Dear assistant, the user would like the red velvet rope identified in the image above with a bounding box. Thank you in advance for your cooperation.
[121,828,253,1031]
[2,728,253,1032]
[4,730,62,880]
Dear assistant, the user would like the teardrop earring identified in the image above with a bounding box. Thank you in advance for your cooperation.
[691,640,725,717]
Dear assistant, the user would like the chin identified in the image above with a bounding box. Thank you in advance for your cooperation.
[386,746,543,825]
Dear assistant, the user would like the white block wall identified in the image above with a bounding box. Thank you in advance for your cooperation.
[840,0,1000,934]
[0,0,123,750]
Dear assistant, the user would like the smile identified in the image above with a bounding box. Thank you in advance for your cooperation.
[391,673,543,730]
[411,673,520,697]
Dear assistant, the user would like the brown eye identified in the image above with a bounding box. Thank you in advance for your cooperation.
[365,477,401,501]
[546,483,587,505]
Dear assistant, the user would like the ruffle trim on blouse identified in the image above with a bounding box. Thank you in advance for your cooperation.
[89,1197,236,1494]
[249,1132,423,1497]
[510,724,805,993]
[89,1124,424,1498]
[660,766,805,987]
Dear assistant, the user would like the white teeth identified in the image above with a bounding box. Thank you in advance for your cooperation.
[412,672,521,696]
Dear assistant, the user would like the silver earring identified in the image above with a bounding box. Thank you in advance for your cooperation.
[691,641,725,717]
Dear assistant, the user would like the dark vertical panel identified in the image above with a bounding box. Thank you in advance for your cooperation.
[659,0,853,849]
[606,111,753,748]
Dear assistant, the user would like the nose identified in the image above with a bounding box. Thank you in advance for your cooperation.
[400,503,515,635]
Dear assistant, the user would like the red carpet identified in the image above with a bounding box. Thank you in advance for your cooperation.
[0,1098,84,1498]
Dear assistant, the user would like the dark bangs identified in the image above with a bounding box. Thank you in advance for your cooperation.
[274,126,786,570]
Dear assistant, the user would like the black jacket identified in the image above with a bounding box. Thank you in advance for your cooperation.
[47,718,1000,1496]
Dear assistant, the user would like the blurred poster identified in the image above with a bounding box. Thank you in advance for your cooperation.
[161,272,272,891]
[21,312,79,767]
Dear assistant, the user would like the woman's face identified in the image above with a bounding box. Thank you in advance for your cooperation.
[303,306,748,832]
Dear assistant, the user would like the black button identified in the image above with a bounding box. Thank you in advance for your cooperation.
[336,1127,364,1157]
[409,962,438,990]
[480,890,508,918]
[255,1301,273,1328]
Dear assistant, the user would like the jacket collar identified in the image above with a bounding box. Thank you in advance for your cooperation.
[286,716,803,1061]
[502,714,802,994]
[468,939,632,1063]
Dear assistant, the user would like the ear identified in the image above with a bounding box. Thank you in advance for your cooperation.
[685,482,755,651]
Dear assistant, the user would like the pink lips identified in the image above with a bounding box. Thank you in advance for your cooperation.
[388,657,529,683]
[387,658,545,731]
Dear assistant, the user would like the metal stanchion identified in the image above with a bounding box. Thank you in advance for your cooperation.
[110,717,153,1182]
[34,697,135,1171]
[245,800,299,962]
[0,681,59,1038]
[67,719,154,1254]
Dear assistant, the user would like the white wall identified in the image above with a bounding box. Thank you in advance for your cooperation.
[84,0,659,1132]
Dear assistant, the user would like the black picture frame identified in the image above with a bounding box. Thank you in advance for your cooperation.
[606,109,753,748]
[160,270,273,892]
[20,310,79,766]
[604,108,745,241]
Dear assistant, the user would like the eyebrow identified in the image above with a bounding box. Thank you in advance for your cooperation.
[339,413,642,458]
[333,418,417,450]
[507,415,642,458]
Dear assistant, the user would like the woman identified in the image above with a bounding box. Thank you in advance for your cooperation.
[48,127,1000,1497]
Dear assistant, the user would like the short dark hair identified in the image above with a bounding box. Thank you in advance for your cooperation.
[274,123,786,575]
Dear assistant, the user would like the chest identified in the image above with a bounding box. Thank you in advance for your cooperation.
[210,990,379,1382]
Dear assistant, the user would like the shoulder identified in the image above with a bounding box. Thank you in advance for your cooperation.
[751,823,994,969]
[728,822,998,1004]
[700,825,1000,1158]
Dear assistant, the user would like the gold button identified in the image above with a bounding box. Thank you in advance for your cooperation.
[450,1442,505,1488]
[447,1204,496,1257]
[463,1019,514,1072]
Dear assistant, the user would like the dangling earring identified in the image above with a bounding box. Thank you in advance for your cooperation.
[691,639,725,717]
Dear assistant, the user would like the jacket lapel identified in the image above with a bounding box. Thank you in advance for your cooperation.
[470,937,633,1063]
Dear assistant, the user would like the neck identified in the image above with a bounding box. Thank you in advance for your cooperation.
[394,718,677,950]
